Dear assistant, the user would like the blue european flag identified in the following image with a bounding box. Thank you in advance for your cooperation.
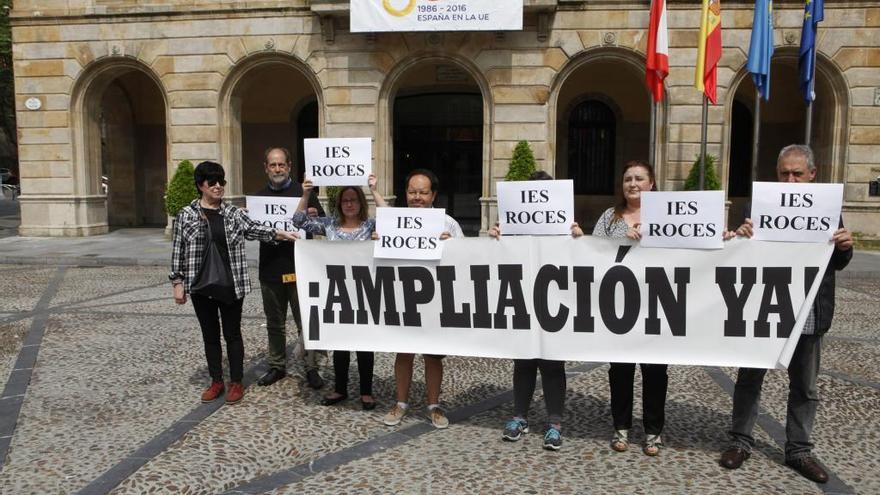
[799,0,824,102]
[747,0,774,100]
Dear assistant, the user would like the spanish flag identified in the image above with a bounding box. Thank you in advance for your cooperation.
[695,0,722,104]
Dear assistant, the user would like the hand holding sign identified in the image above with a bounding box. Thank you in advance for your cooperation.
[246,196,307,239]
[374,207,446,260]
[304,138,372,186]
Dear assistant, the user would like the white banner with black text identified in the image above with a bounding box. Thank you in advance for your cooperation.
[296,236,833,369]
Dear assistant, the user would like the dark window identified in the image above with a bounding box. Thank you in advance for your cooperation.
[728,100,753,197]
[568,100,615,195]
[296,100,319,182]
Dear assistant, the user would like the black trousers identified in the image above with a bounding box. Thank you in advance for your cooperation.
[333,351,375,396]
[513,359,566,426]
[608,363,668,435]
[191,293,245,383]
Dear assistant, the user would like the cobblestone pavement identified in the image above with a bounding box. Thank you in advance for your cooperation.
[0,259,878,495]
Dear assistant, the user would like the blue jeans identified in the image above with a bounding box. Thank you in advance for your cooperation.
[729,335,822,461]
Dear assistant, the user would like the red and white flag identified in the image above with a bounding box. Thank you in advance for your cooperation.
[646,0,669,102]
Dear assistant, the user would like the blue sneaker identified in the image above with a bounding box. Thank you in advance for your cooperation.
[543,426,563,451]
[502,418,529,441]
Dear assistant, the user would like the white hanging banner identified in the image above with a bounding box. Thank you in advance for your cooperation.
[640,191,725,249]
[497,180,574,236]
[350,0,524,33]
[750,182,843,243]
[245,196,306,237]
[296,236,833,369]
[303,137,372,186]
[374,207,447,260]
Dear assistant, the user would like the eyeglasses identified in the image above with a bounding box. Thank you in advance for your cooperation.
[205,178,226,187]
[340,198,360,204]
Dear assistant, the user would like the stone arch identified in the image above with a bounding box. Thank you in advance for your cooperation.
[549,46,663,229]
[218,52,324,199]
[377,52,493,235]
[723,47,850,221]
[70,56,170,230]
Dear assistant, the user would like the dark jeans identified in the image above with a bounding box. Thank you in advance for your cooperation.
[609,363,668,435]
[260,281,320,371]
[191,293,245,383]
[333,351,375,396]
[729,335,822,461]
[513,359,566,426]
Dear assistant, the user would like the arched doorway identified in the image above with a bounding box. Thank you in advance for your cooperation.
[553,52,653,230]
[220,57,321,198]
[384,58,488,236]
[74,63,168,228]
[726,53,843,223]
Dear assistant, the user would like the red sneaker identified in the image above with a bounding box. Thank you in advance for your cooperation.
[201,381,225,403]
[225,382,244,405]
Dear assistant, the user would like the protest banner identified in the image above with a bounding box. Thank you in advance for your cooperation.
[374,207,447,260]
[497,180,574,236]
[245,196,305,237]
[296,236,832,369]
[751,182,843,243]
[640,190,725,249]
[303,137,372,186]
[350,0,523,33]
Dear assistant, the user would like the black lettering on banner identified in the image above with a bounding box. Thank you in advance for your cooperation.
[398,266,435,326]
[715,267,756,337]
[534,265,569,333]
[755,267,795,338]
[437,266,471,327]
[804,266,820,296]
[599,265,640,335]
[494,265,530,329]
[645,267,689,336]
[470,265,492,328]
[572,266,595,332]
[323,265,355,324]
[352,266,400,325]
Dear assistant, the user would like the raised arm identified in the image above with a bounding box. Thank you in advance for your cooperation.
[368,174,389,208]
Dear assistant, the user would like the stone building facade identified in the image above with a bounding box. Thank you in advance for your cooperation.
[10,0,880,237]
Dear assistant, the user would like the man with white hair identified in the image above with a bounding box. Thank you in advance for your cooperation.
[719,144,853,484]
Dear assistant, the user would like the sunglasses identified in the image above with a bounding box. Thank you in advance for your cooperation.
[204,178,226,187]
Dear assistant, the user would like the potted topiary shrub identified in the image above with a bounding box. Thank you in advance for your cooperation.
[684,154,721,191]
[164,160,198,236]
[505,140,537,181]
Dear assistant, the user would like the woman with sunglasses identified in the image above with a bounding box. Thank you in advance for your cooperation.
[291,174,388,410]
[170,161,300,405]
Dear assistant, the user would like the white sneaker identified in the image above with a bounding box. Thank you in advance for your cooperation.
[429,407,449,429]
[383,405,408,426]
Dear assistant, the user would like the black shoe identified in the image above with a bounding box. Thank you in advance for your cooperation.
[257,368,286,387]
[720,447,750,469]
[306,369,325,389]
[361,398,377,411]
[786,457,829,484]
[322,393,348,406]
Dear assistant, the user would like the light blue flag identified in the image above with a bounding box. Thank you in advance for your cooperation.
[747,0,774,100]
[799,0,824,101]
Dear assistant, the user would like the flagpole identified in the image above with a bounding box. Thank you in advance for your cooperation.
[699,94,708,190]
[649,101,657,165]
[751,88,762,183]
[804,47,817,145]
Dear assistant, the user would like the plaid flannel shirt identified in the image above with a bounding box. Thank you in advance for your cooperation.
[170,199,276,300]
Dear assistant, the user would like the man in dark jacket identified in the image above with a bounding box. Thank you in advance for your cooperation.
[254,147,326,388]
[720,144,853,484]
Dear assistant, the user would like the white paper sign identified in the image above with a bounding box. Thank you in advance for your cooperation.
[640,191,725,249]
[751,182,843,243]
[245,196,306,237]
[350,0,523,33]
[303,137,372,186]
[374,207,447,260]
[497,180,574,236]
[296,236,833,369]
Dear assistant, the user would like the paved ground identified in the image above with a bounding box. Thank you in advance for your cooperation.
[0,198,879,494]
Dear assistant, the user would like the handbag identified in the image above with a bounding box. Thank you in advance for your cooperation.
[190,209,237,304]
